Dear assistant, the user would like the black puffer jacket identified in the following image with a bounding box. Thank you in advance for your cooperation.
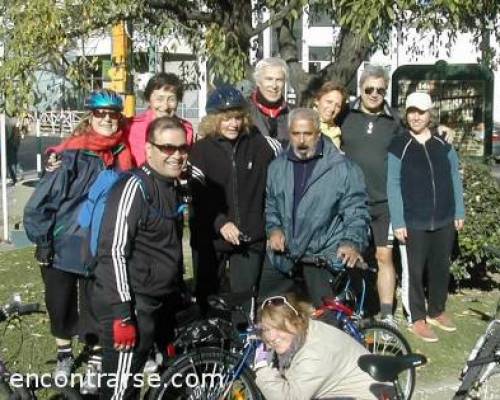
[189,129,275,252]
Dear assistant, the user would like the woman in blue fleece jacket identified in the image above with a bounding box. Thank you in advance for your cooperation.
[387,92,465,343]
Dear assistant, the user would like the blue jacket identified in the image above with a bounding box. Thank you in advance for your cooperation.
[387,131,465,231]
[266,136,370,273]
[24,150,108,274]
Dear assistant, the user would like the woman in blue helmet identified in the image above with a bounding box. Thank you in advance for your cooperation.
[23,90,133,387]
[189,85,278,311]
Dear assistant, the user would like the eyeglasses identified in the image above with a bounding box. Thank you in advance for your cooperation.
[364,87,386,96]
[149,142,189,156]
[92,110,122,120]
[261,296,299,316]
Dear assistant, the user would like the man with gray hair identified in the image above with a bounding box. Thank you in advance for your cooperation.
[263,108,370,306]
[249,57,290,151]
[340,65,405,326]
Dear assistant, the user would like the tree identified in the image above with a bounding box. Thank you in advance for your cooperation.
[0,0,498,113]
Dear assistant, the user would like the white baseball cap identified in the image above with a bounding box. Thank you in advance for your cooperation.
[405,92,433,111]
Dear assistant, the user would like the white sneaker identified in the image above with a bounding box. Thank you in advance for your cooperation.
[381,314,398,330]
[80,363,101,395]
[53,356,74,385]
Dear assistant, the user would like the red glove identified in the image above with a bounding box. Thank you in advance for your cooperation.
[113,318,137,350]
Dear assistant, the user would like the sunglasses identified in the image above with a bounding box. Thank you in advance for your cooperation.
[261,296,299,316]
[364,87,386,96]
[92,110,122,120]
[149,142,189,156]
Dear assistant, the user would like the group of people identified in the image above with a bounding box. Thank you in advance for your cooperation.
[22,56,465,400]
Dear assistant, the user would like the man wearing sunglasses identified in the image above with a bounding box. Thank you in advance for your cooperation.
[264,108,370,306]
[339,65,405,328]
[91,116,188,400]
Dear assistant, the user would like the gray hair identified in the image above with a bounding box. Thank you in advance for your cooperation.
[288,108,321,132]
[359,65,390,88]
[253,57,289,83]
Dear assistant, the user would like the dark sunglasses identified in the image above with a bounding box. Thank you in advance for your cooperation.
[364,87,386,96]
[149,142,189,156]
[261,296,299,316]
[92,110,122,120]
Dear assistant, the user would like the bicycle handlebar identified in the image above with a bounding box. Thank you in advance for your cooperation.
[0,300,42,322]
[299,255,376,273]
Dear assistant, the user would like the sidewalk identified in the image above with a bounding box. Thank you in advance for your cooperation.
[0,172,38,251]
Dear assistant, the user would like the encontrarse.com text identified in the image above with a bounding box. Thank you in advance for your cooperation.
[10,372,225,389]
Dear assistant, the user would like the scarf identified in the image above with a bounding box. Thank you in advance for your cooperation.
[276,333,306,374]
[49,128,134,170]
[252,90,288,119]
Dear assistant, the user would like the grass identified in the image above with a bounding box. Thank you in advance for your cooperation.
[0,246,498,393]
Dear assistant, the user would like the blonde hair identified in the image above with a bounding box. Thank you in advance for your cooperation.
[198,109,252,138]
[259,293,313,340]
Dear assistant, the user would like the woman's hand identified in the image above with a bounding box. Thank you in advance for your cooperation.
[220,222,241,245]
[268,229,286,252]
[394,228,408,244]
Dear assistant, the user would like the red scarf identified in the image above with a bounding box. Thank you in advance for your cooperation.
[49,129,134,170]
[251,90,288,118]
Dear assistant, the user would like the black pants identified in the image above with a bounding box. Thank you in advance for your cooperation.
[195,244,264,312]
[92,286,175,400]
[400,223,455,323]
[258,256,334,308]
[41,266,80,340]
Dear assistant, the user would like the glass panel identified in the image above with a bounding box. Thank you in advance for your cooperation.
[397,79,486,157]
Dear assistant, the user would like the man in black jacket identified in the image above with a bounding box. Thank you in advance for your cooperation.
[92,117,188,400]
[340,65,404,326]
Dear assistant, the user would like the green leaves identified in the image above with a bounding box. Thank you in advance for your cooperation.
[450,159,500,282]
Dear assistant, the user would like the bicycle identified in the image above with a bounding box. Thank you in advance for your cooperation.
[0,294,81,400]
[453,296,500,400]
[294,255,416,399]
[148,290,263,400]
[358,353,427,400]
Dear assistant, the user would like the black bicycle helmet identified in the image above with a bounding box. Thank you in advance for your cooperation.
[205,85,247,114]
[84,89,123,111]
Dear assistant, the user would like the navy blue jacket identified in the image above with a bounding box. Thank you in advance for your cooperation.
[387,132,465,231]
[24,150,109,274]
[266,136,370,273]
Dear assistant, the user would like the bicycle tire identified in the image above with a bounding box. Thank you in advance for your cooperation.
[149,347,262,400]
[453,322,500,400]
[359,320,415,400]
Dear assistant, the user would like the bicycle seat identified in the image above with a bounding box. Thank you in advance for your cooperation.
[358,354,427,382]
[207,291,253,312]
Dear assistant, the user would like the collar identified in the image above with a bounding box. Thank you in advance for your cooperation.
[351,97,395,119]
[287,135,324,162]
[142,164,178,185]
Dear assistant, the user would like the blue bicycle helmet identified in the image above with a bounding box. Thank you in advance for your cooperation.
[84,89,123,111]
[206,85,247,114]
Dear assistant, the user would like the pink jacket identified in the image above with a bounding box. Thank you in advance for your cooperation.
[124,109,194,166]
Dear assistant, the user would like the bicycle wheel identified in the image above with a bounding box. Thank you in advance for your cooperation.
[453,322,500,400]
[359,321,415,400]
[149,348,262,400]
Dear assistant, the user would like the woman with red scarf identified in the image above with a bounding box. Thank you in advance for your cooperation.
[24,90,133,386]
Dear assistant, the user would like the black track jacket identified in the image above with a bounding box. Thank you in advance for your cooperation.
[94,165,183,319]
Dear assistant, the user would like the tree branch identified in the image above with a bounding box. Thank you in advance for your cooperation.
[250,0,301,37]
[147,0,221,24]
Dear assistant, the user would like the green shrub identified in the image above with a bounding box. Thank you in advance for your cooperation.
[451,158,500,281]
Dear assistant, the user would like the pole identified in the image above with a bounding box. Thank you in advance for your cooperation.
[0,113,9,241]
[36,112,42,177]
